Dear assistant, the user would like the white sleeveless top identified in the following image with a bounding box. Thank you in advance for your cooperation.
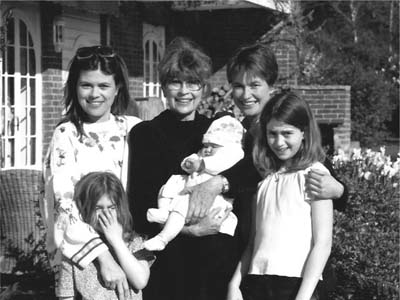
[248,162,329,278]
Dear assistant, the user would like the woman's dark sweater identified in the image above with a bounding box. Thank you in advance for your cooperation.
[127,110,237,300]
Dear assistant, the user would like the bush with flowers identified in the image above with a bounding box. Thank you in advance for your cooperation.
[329,147,400,300]
[197,84,241,119]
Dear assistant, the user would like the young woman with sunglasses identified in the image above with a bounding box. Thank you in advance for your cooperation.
[43,46,141,300]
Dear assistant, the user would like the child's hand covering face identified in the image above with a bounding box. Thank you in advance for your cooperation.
[98,209,123,245]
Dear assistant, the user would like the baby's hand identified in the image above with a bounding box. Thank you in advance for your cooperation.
[182,158,201,174]
[98,209,123,246]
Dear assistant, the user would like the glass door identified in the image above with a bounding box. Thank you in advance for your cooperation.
[1,16,41,169]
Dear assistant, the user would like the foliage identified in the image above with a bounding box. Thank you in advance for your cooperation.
[197,84,241,119]
[0,232,54,299]
[4,233,52,278]
[0,199,53,299]
[274,0,400,146]
[329,147,400,299]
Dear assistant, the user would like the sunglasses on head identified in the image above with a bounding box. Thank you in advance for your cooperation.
[76,46,116,60]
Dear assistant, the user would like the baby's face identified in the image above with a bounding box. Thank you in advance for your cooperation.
[199,142,222,157]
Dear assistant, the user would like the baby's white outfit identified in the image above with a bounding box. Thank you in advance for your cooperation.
[147,115,245,236]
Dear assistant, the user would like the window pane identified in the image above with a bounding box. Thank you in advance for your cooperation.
[9,107,15,136]
[30,138,36,165]
[30,108,36,134]
[1,77,4,105]
[30,78,36,105]
[29,49,35,75]
[1,139,5,168]
[152,41,157,62]
[20,20,27,46]
[22,137,27,165]
[145,41,149,61]
[2,47,5,67]
[7,77,14,105]
[145,63,150,82]
[1,108,5,136]
[7,46,14,73]
[7,18,14,45]
[9,138,15,167]
[28,33,33,47]
[152,63,157,82]
[21,48,27,75]
[23,108,28,133]
[21,78,27,105]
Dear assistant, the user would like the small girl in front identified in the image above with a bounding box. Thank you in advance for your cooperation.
[57,172,155,300]
[227,91,333,300]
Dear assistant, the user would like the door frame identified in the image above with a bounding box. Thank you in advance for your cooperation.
[0,4,42,169]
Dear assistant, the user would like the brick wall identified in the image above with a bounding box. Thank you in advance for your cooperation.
[270,28,298,86]
[294,85,351,152]
[109,2,144,100]
[40,2,64,156]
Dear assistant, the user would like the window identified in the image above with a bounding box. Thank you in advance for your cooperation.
[1,14,41,169]
[143,23,165,99]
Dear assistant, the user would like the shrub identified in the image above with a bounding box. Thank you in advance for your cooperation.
[197,84,239,118]
[0,201,53,299]
[329,148,400,299]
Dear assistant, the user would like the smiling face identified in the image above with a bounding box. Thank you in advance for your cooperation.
[266,118,304,166]
[77,68,119,123]
[231,68,271,118]
[163,79,204,121]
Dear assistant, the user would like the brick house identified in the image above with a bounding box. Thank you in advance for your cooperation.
[0,0,351,170]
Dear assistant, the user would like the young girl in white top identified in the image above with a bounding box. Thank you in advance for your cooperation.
[227,91,333,300]
[57,172,155,300]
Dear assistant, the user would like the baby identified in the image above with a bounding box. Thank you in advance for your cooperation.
[144,115,245,251]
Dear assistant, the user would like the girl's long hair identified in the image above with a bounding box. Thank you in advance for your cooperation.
[73,171,133,240]
[253,90,325,175]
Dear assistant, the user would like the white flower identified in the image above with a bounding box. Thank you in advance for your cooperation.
[352,148,362,160]
[333,148,349,163]
[380,146,386,156]
[363,171,372,180]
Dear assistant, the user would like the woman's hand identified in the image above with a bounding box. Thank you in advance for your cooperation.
[97,251,130,300]
[185,206,231,237]
[305,169,344,200]
[184,176,223,224]
[98,209,124,247]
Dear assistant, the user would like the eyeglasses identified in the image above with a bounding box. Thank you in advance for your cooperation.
[166,80,203,92]
[76,46,116,60]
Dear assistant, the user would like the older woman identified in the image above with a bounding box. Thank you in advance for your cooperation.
[127,37,236,300]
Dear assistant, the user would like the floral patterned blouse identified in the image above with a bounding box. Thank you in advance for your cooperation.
[42,115,141,268]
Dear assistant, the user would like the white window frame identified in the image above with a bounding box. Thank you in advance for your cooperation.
[0,7,42,169]
[142,23,165,102]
